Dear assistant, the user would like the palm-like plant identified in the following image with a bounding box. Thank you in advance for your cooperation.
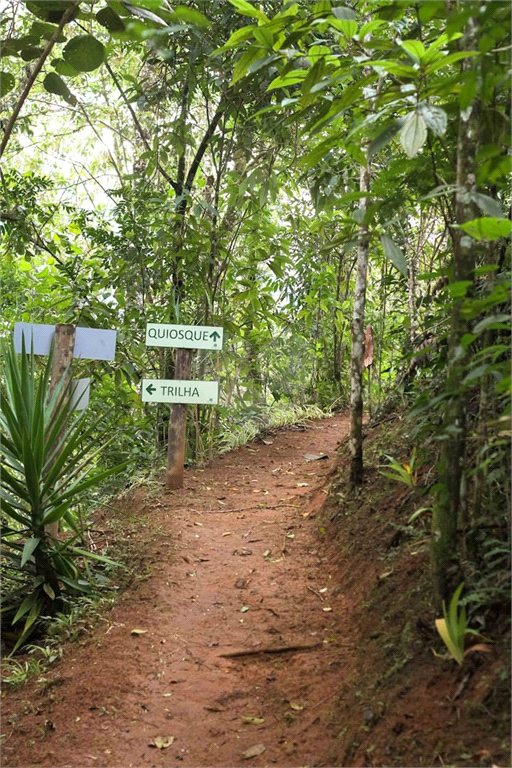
[1,337,126,652]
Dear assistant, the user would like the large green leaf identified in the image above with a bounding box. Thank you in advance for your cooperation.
[173,6,210,28]
[43,72,77,104]
[368,119,402,156]
[418,102,447,136]
[63,34,105,72]
[400,111,427,157]
[30,20,67,42]
[213,24,255,53]
[381,234,408,275]
[459,217,511,240]
[229,0,268,22]
[20,537,41,568]
[399,39,425,63]
[1,71,15,96]
[96,6,126,32]
[25,1,79,25]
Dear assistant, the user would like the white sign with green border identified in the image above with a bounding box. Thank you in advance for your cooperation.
[145,323,223,350]
[141,379,219,404]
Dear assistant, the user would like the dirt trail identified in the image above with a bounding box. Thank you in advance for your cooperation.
[3,415,360,768]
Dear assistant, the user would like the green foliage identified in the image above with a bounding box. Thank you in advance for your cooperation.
[1,0,509,628]
[378,448,418,488]
[435,583,469,665]
[1,337,126,652]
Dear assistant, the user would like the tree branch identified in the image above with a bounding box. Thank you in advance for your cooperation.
[184,105,224,196]
[103,58,180,194]
[0,1,80,158]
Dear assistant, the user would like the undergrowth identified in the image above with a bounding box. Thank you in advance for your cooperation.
[216,402,327,453]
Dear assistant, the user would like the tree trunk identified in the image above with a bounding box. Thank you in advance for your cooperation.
[433,18,480,602]
[45,324,76,539]
[349,160,371,485]
[166,348,193,490]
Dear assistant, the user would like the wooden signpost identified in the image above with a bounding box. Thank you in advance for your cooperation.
[14,321,117,536]
[14,322,117,410]
[143,323,222,490]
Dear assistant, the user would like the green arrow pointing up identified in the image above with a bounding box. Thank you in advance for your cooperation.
[210,331,220,341]
[146,383,156,395]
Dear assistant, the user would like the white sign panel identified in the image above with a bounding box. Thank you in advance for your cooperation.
[145,323,223,350]
[14,323,117,361]
[142,379,219,404]
[70,378,91,411]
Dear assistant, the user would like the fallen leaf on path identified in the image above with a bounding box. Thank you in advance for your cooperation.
[297,482,309,487]
[241,606,249,613]
[319,588,327,593]
[323,607,333,612]
[464,643,492,657]
[262,439,274,445]
[204,705,225,712]
[263,549,271,558]
[233,548,253,556]
[303,453,329,461]
[162,693,173,697]
[131,629,148,635]
[242,743,266,759]
[286,534,295,539]
[290,702,304,711]
[150,736,174,749]
[242,717,265,724]
[379,569,393,579]
[193,521,203,526]
[222,531,233,536]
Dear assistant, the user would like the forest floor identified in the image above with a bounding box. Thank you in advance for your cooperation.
[2,414,510,768]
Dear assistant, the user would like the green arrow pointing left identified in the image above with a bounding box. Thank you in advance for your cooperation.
[146,383,156,395]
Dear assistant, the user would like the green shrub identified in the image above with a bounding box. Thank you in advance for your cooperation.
[1,337,126,653]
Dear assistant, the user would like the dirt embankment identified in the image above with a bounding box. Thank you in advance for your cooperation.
[2,414,510,768]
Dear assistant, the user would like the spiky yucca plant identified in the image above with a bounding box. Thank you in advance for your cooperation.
[1,337,126,652]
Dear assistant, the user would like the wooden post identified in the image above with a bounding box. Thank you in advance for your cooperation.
[46,324,76,538]
[166,348,193,490]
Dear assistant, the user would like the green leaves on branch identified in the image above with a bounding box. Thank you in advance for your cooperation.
[370,103,447,158]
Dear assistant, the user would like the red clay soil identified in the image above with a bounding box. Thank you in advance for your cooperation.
[2,414,510,768]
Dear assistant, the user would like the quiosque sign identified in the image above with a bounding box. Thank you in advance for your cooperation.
[145,323,223,350]
[141,379,219,405]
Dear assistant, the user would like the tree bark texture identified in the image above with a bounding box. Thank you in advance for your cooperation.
[349,161,371,485]
[166,348,193,490]
[433,18,480,603]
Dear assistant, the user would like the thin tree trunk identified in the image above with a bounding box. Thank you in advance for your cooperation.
[407,233,418,346]
[349,160,371,485]
[433,18,480,603]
